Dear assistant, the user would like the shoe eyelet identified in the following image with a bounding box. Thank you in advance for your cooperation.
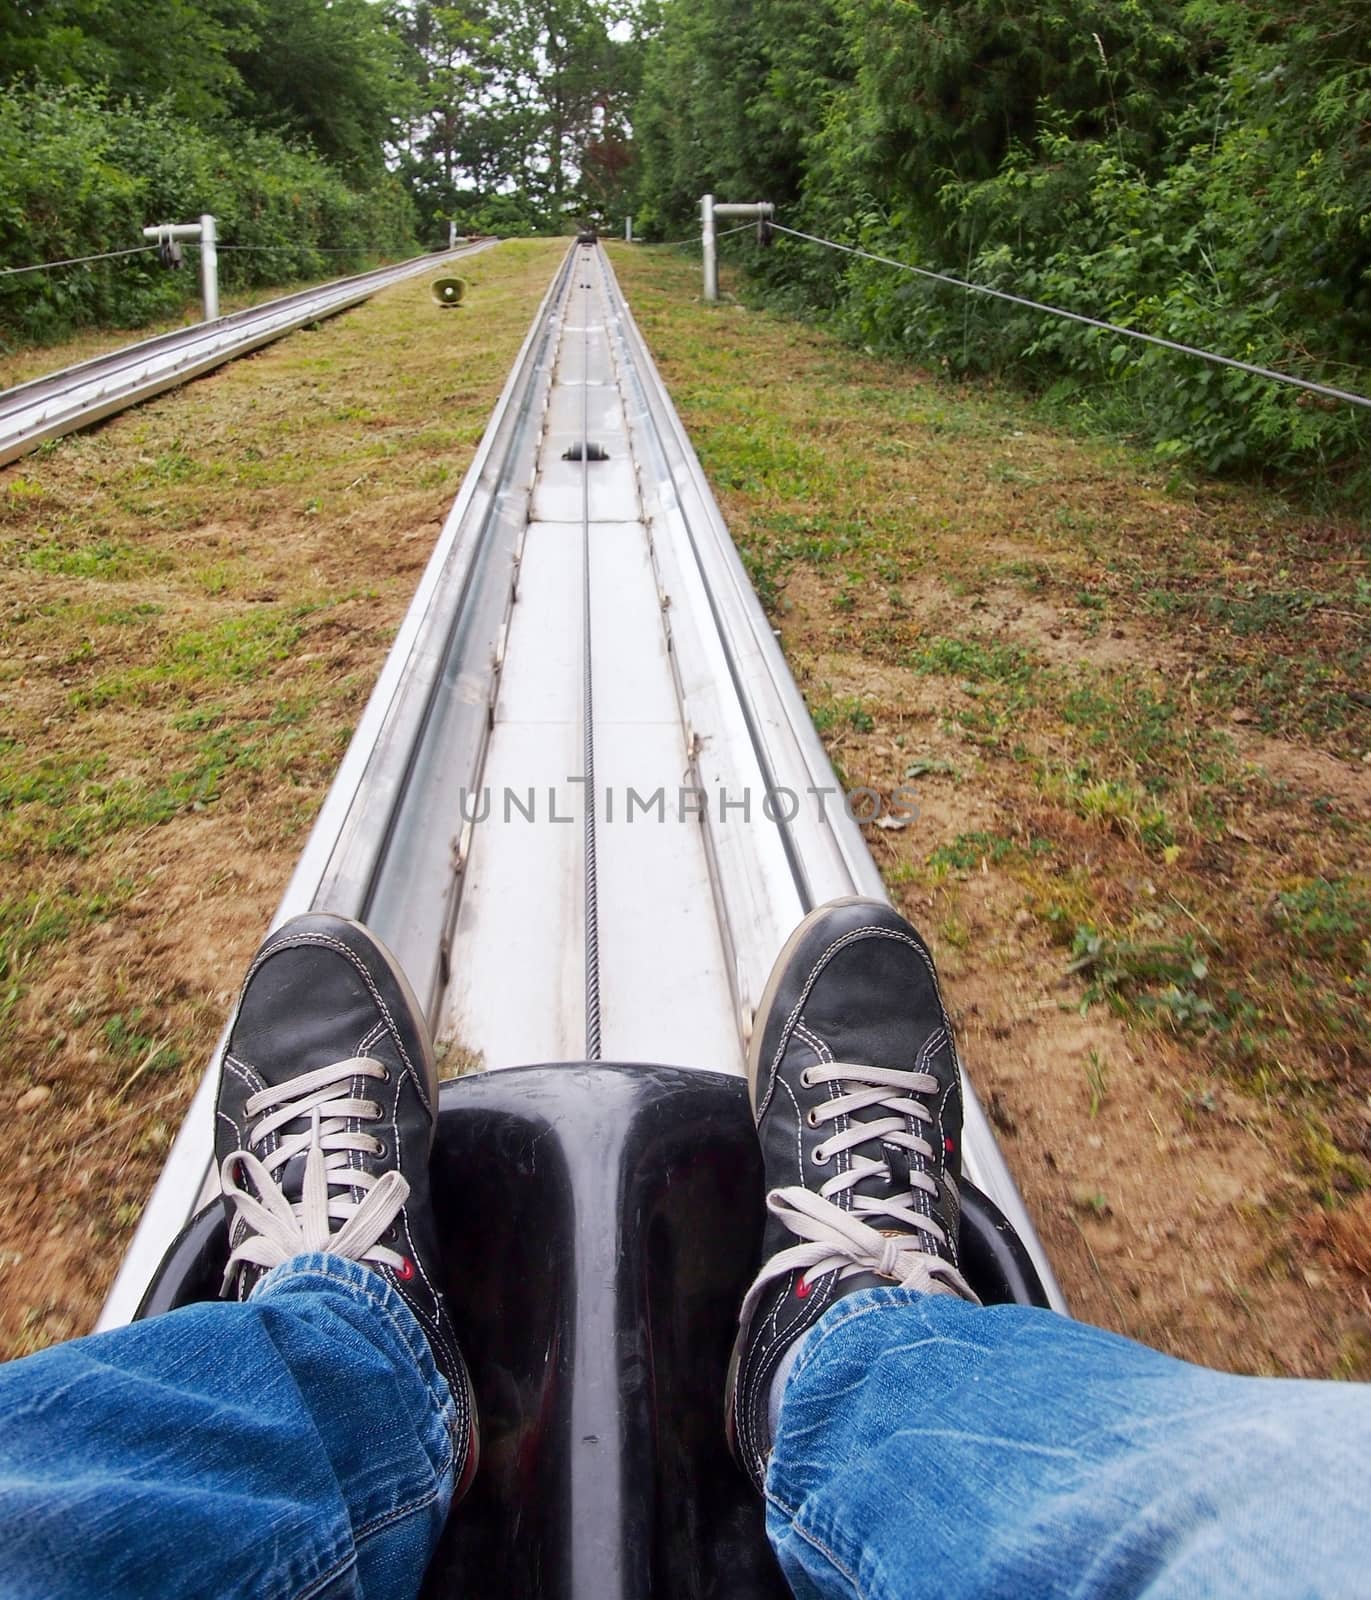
[377,1067,391,1083]
[800,1068,814,1088]
[395,1257,415,1282]
[794,1277,812,1300]
[812,1144,831,1165]
[805,1109,820,1128]
[372,1138,388,1161]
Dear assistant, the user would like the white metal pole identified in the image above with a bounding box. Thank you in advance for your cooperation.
[701,194,717,302]
[198,214,219,321]
[625,215,633,242]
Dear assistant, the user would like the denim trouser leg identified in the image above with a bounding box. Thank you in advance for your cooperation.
[0,1254,455,1600]
[766,1288,1371,1600]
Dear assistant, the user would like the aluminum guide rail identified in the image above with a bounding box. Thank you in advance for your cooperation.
[100,243,1064,1328]
[0,243,493,468]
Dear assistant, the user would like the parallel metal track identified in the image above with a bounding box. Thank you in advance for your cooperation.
[0,242,493,468]
[100,242,1064,1327]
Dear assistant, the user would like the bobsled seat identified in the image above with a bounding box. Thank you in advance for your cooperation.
[138,1062,1051,1600]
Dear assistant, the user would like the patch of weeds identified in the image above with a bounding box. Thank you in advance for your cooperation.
[144,450,198,484]
[0,752,109,810]
[1067,776,1175,852]
[1201,652,1368,745]
[927,831,1053,872]
[1066,924,1218,1029]
[171,705,227,732]
[1269,878,1370,972]
[1301,1122,1371,1207]
[912,635,1034,685]
[102,1008,183,1078]
[740,546,785,614]
[1003,559,1050,593]
[193,564,235,596]
[695,422,828,498]
[1059,678,1225,794]
[812,695,874,734]
[1146,583,1366,638]
[93,602,164,625]
[75,606,307,708]
[21,539,167,581]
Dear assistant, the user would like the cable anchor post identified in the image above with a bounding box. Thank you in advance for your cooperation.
[699,199,774,302]
[141,214,219,322]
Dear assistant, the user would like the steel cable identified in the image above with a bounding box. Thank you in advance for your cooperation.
[1,244,159,278]
[652,222,758,250]
[579,262,602,1061]
[769,222,1371,413]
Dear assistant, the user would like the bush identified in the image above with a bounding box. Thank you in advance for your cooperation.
[0,85,419,350]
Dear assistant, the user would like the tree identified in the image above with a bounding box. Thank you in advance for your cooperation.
[395,0,638,231]
[229,0,413,175]
[0,0,260,123]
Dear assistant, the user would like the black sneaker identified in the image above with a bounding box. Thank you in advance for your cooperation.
[216,912,477,1496]
[726,897,978,1492]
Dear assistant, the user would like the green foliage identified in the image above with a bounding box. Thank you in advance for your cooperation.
[1067,923,1218,1027]
[229,0,411,176]
[1270,878,1371,971]
[0,86,417,348]
[633,0,1371,496]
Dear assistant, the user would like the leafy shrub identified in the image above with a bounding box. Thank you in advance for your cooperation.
[0,86,418,349]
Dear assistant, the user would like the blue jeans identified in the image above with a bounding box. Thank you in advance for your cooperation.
[768,1289,1371,1599]
[2,1272,1369,1600]
[0,1255,456,1600]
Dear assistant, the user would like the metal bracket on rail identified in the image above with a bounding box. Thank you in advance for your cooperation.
[700,195,774,302]
[142,214,219,321]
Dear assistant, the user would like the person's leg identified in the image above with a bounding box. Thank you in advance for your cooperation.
[767,1288,1371,1600]
[0,1253,454,1600]
[0,912,478,1600]
[726,898,1371,1600]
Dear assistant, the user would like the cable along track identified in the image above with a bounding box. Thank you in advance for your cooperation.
[0,241,493,468]
[101,240,1063,1327]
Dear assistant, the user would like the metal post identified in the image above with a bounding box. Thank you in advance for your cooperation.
[700,199,774,303]
[143,216,219,324]
[449,219,457,249]
[625,215,633,243]
[198,214,219,321]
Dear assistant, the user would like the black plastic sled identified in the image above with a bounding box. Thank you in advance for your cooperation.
[137,1063,1051,1600]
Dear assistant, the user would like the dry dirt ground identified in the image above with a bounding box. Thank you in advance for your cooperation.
[0,237,1367,1384]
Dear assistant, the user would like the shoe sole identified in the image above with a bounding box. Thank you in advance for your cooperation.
[744,895,877,1119]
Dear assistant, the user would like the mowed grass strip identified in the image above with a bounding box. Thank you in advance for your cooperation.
[0,260,442,393]
[0,238,566,1356]
[611,242,1370,1381]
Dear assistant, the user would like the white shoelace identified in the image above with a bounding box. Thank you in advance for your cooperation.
[221,1056,409,1292]
[740,1061,978,1326]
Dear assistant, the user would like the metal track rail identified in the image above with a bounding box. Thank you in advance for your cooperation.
[0,242,493,468]
[100,242,1064,1327]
